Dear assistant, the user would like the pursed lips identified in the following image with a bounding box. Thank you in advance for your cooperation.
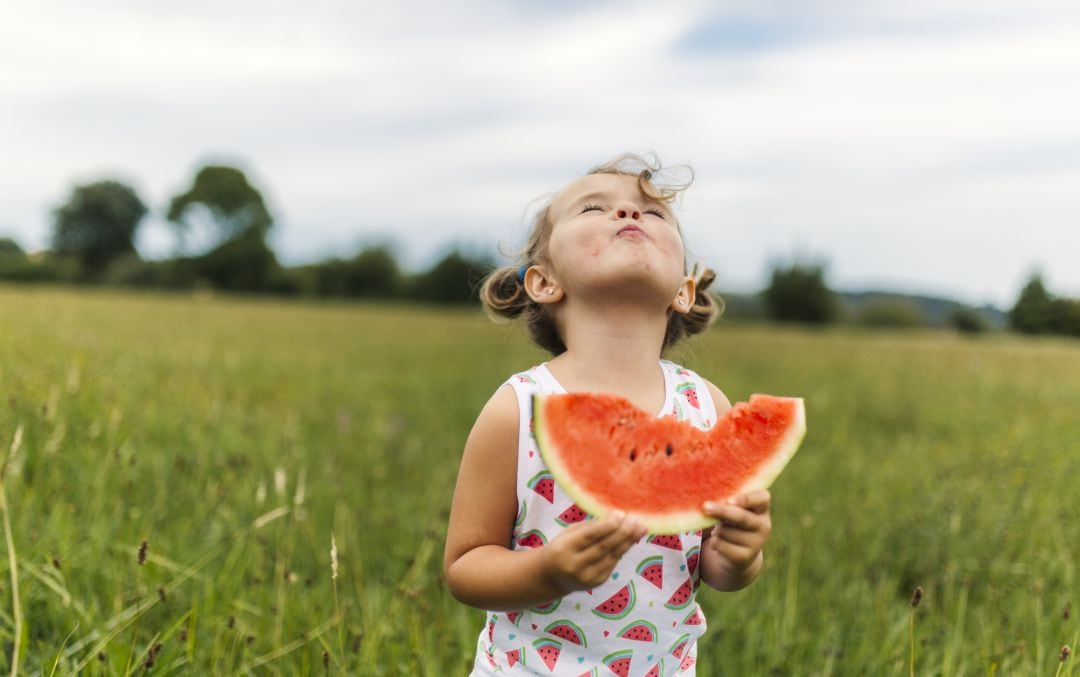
[616,225,646,237]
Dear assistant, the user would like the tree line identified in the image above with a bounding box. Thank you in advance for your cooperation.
[1,165,1077,338]
[756,263,1080,338]
[0,165,492,304]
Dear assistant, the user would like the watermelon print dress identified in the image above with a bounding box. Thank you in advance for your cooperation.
[471,360,718,676]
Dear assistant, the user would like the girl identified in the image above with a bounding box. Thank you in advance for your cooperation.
[444,154,773,675]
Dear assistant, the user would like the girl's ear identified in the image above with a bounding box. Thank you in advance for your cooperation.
[523,265,564,304]
[671,276,696,315]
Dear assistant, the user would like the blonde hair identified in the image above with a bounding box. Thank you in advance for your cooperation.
[479,153,723,355]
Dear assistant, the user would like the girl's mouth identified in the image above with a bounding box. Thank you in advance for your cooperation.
[616,225,645,237]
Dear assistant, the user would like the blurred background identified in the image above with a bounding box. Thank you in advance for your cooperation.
[2,0,1079,331]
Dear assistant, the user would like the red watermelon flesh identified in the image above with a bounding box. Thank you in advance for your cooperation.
[533,393,805,534]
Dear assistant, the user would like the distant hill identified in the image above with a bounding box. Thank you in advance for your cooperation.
[716,289,1007,329]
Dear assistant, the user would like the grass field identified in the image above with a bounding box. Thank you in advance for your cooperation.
[1,286,1078,675]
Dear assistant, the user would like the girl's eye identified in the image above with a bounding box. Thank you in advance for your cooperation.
[645,208,666,219]
[581,203,604,213]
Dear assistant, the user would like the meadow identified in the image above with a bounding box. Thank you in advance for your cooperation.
[0,286,1077,675]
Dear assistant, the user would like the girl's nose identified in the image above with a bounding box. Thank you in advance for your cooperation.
[614,203,642,220]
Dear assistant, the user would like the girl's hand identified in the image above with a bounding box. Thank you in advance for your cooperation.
[542,511,648,593]
[700,490,772,590]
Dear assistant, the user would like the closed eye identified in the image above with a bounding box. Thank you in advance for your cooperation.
[581,203,605,213]
[645,207,666,219]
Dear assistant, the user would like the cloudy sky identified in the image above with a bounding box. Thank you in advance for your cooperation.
[2,0,1078,307]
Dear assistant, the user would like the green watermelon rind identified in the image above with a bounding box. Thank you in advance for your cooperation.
[533,393,806,535]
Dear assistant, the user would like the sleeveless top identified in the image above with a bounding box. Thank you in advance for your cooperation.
[471,359,719,676]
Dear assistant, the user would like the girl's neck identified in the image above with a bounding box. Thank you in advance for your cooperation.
[546,301,669,402]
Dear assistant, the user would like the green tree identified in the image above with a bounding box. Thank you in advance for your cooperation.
[308,246,402,298]
[0,237,24,260]
[51,180,148,276]
[1009,274,1054,334]
[167,165,273,251]
[408,250,493,304]
[950,307,989,335]
[763,262,838,324]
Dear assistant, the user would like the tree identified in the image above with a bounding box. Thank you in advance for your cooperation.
[309,246,402,298]
[1009,274,1054,334]
[763,262,838,324]
[167,165,273,252]
[408,250,493,304]
[51,180,147,276]
[0,237,24,260]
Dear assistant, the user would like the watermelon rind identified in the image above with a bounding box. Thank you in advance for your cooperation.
[533,393,806,535]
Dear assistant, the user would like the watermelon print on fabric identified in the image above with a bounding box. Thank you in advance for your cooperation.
[471,360,713,676]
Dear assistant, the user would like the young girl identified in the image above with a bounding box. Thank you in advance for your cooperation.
[444,154,773,675]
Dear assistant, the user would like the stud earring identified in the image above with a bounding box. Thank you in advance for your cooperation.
[546,288,555,295]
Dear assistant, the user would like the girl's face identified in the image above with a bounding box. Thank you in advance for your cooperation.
[543,173,689,305]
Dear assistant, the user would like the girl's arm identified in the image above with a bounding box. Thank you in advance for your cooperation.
[444,385,646,611]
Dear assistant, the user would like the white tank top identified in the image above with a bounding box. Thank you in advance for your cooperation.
[471,359,719,676]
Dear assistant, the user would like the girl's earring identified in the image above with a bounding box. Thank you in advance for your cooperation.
[546,288,555,295]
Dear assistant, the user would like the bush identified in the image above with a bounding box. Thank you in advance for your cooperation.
[856,298,926,328]
[763,262,838,324]
[950,307,989,335]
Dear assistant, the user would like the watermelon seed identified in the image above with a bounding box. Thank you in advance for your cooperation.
[629,449,637,462]
[665,443,674,456]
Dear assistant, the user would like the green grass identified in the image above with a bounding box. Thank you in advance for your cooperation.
[1,286,1078,674]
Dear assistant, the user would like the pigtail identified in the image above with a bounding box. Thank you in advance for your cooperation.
[663,264,724,350]
[479,265,528,320]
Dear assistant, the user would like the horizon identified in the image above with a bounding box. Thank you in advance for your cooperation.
[2,0,1078,308]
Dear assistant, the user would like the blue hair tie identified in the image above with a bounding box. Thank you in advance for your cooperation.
[516,264,528,283]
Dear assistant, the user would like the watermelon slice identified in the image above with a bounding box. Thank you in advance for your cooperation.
[533,638,562,672]
[544,619,587,647]
[635,555,663,590]
[533,392,805,534]
[592,581,635,620]
[603,649,633,677]
[617,619,658,642]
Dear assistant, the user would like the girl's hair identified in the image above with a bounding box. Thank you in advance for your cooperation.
[479,153,723,355]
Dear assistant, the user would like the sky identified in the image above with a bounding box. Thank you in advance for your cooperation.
[2,0,1078,308]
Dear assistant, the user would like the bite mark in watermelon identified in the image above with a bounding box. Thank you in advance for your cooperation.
[636,555,664,590]
[544,619,587,647]
[527,471,556,503]
[533,638,562,672]
[617,619,658,643]
[665,578,694,610]
[603,649,633,677]
[533,393,805,534]
[592,581,636,620]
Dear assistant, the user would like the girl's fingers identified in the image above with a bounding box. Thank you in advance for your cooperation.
[704,490,771,516]
[713,525,763,548]
[705,505,767,532]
